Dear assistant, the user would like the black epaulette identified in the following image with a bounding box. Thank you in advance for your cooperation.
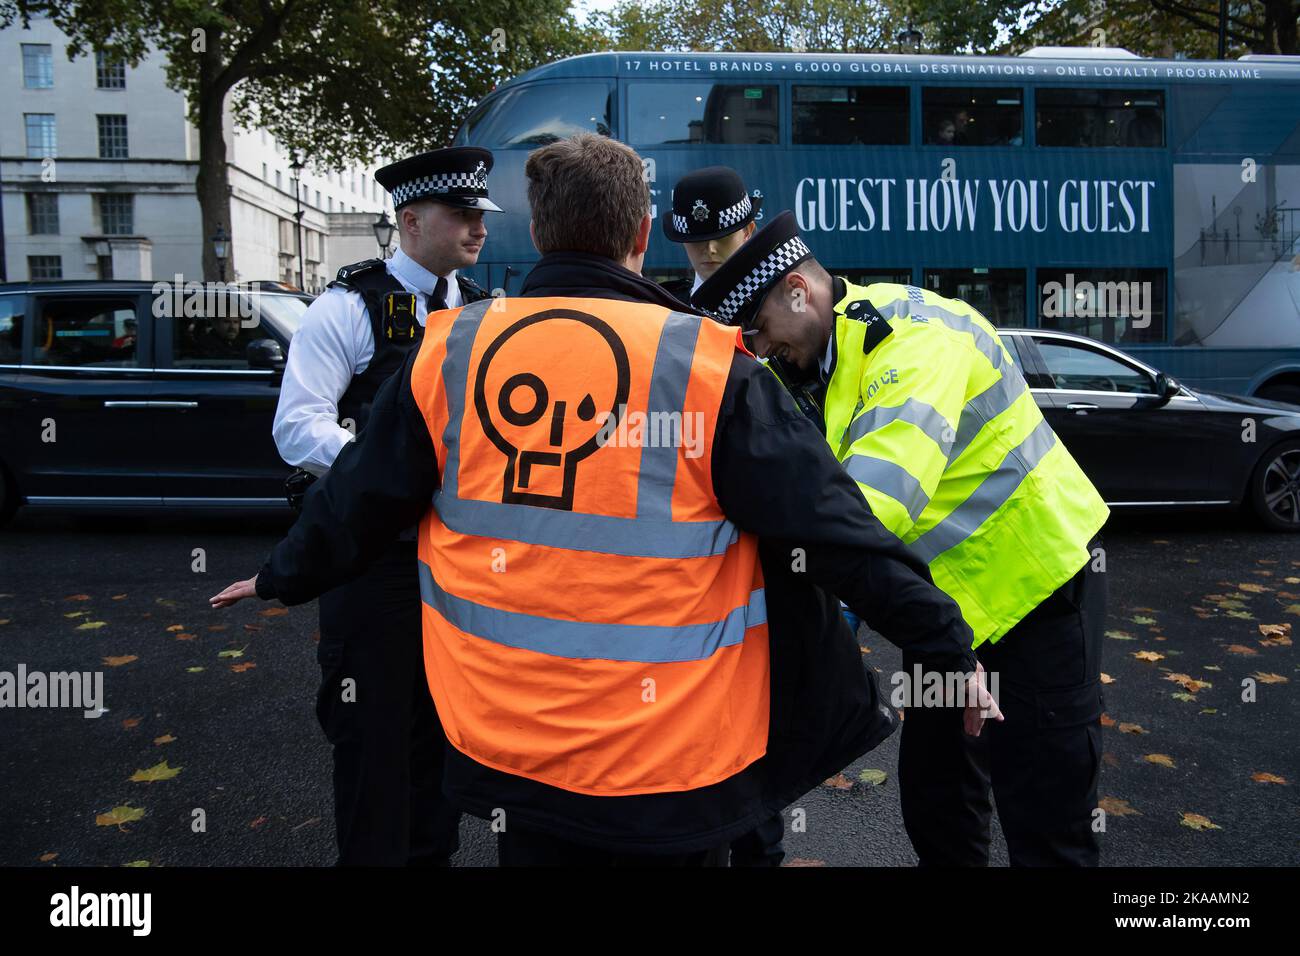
[843,298,894,355]
[457,274,492,304]
[327,259,388,291]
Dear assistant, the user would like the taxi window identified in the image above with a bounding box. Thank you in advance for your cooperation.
[0,294,25,363]
[460,83,613,148]
[34,298,139,367]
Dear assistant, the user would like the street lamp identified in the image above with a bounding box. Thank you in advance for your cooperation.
[897,24,923,54]
[372,211,395,258]
[211,224,230,281]
[289,151,306,288]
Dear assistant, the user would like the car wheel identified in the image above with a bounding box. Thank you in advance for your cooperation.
[1250,439,1300,532]
[1256,382,1300,408]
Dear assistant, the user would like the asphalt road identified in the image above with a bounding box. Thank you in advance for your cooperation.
[1,510,1296,867]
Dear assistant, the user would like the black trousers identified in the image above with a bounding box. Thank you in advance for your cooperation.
[497,828,730,867]
[898,549,1106,867]
[316,541,461,866]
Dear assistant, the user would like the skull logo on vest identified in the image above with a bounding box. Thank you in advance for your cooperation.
[474,310,631,510]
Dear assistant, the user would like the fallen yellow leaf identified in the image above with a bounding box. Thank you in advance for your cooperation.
[111,594,128,600]
[1133,650,1165,662]
[1118,722,1148,735]
[1100,673,1115,684]
[103,655,138,667]
[64,594,91,602]
[1252,772,1287,785]
[1165,673,1213,693]
[1098,796,1140,816]
[1225,644,1258,656]
[1144,754,1176,768]
[259,607,288,617]
[230,662,257,673]
[38,852,57,862]
[1180,812,1221,831]
[1252,672,1288,684]
[153,734,176,746]
[95,805,145,829]
[823,773,853,790]
[1100,713,1116,728]
[1237,582,1270,593]
[121,718,140,729]
[129,760,182,783]
[1259,622,1292,638]
[76,621,107,630]
[165,624,184,632]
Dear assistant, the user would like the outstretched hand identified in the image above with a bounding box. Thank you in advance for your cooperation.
[210,576,259,609]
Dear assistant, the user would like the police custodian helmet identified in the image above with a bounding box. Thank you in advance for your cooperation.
[661,166,762,243]
[374,146,503,212]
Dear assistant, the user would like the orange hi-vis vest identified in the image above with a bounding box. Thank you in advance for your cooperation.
[409,296,769,797]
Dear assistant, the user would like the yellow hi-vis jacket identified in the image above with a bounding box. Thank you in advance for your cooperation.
[820,280,1110,647]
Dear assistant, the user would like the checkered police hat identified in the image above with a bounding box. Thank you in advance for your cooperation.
[375,147,503,212]
[692,211,814,327]
[661,166,762,243]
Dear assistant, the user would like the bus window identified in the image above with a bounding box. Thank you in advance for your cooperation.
[793,86,908,145]
[925,268,1026,327]
[1037,268,1166,345]
[628,83,778,145]
[457,82,613,148]
[842,269,912,288]
[1036,89,1164,148]
[922,88,1023,147]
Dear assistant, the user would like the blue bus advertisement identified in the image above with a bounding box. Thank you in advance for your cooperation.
[453,49,1300,402]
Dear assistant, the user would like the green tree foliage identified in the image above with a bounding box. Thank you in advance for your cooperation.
[1,0,602,278]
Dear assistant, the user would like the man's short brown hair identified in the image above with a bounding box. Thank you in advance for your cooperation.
[525,134,650,261]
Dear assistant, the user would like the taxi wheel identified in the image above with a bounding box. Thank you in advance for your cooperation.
[1250,439,1300,532]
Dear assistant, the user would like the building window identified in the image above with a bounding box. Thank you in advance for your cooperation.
[29,255,63,280]
[97,114,129,159]
[27,193,59,234]
[314,189,321,208]
[22,44,53,88]
[25,114,57,158]
[98,193,134,234]
[262,162,268,181]
[328,196,333,212]
[275,170,282,191]
[95,51,126,89]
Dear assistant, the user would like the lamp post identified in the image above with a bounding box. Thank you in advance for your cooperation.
[289,151,306,288]
[211,225,230,282]
[897,24,923,54]
[372,211,395,258]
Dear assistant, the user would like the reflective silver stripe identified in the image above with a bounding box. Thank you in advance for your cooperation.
[910,417,1058,562]
[637,312,702,520]
[844,454,931,521]
[433,301,738,558]
[438,298,495,500]
[845,397,952,454]
[418,560,766,663]
[949,370,1028,462]
[434,494,738,557]
[864,297,1029,464]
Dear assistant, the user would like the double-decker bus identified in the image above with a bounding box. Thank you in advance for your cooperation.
[452,47,1300,402]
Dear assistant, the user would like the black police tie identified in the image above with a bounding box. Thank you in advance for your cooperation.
[431,276,449,313]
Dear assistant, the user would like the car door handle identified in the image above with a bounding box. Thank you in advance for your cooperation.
[1066,402,1100,414]
[104,400,198,409]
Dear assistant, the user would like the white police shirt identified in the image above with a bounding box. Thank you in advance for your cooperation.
[272,246,462,476]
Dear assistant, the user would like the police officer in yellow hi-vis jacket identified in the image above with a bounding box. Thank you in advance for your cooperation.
[695,211,1111,867]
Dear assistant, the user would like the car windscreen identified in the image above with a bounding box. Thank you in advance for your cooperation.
[253,294,311,341]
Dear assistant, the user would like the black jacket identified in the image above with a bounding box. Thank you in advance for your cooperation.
[257,251,976,853]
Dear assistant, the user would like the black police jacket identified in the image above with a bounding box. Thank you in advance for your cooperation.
[256,251,977,855]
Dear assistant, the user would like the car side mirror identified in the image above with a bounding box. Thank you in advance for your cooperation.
[1151,372,1179,407]
[247,338,285,370]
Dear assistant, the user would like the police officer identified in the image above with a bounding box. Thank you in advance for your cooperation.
[694,211,1110,867]
[270,147,501,866]
[659,166,762,303]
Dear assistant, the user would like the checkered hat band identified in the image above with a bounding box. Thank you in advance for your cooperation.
[673,213,689,233]
[906,285,925,302]
[716,236,811,324]
[717,195,752,229]
[391,171,487,206]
